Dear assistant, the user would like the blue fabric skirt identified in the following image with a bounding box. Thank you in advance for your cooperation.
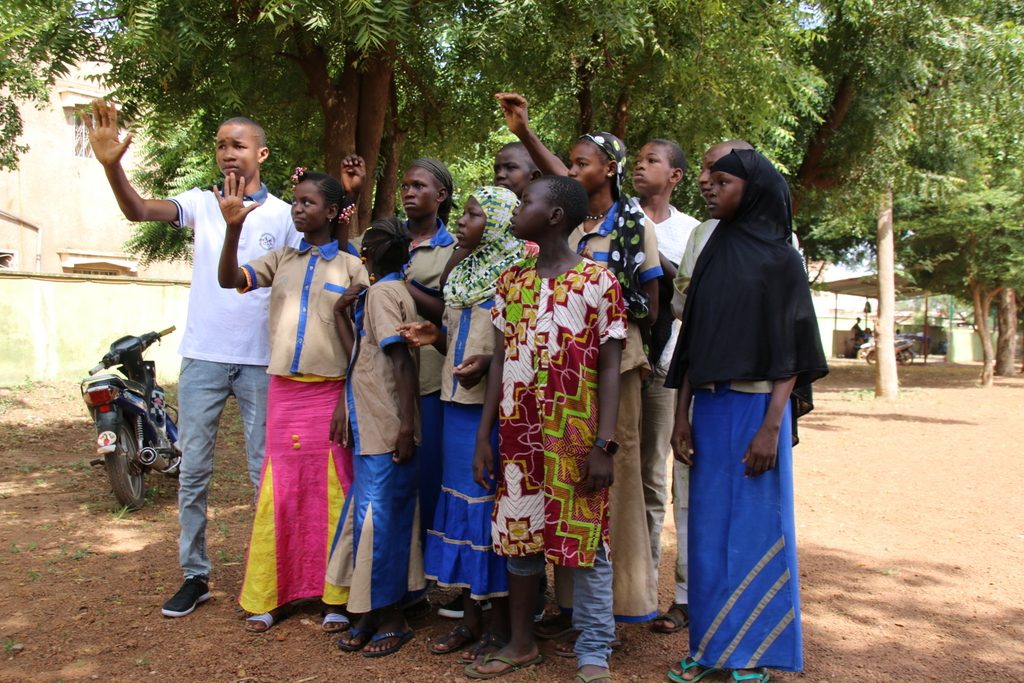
[328,451,425,613]
[417,391,444,541]
[424,401,508,600]
[688,387,802,672]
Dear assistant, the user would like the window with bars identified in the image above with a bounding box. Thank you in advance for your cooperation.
[65,109,93,158]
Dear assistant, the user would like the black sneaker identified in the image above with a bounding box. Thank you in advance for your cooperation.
[161,577,211,617]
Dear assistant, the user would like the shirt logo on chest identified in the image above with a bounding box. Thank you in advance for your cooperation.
[259,233,276,250]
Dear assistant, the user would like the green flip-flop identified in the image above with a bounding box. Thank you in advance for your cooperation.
[731,669,770,682]
[667,657,719,683]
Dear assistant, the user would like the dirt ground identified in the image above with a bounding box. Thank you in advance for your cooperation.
[1,360,1022,683]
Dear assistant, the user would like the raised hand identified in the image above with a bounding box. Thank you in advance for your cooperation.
[213,172,260,229]
[495,92,531,138]
[82,99,133,167]
[340,155,367,199]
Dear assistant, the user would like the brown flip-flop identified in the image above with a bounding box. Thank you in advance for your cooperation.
[464,653,544,680]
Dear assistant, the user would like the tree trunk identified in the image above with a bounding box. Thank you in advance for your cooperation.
[995,287,1017,376]
[353,52,393,231]
[970,281,998,386]
[874,189,899,399]
[611,91,630,139]
[576,57,594,137]
[371,80,406,225]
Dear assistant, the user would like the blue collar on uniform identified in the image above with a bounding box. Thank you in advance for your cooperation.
[406,218,455,249]
[298,239,340,260]
[372,271,404,285]
[244,183,269,203]
[344,241,359,257]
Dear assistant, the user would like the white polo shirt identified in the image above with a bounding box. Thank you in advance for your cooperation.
[652,206,699,373]
[169,186,300,365]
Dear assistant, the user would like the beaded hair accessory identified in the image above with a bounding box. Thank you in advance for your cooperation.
[290,166,307,186]
[337,202,357,224]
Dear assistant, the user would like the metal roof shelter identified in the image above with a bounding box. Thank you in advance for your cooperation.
[818,273,922,298]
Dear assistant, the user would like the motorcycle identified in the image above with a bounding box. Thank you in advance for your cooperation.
[857,334,917,365]
[80,327,181,510]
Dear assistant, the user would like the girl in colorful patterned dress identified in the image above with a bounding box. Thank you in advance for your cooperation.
[465,176,626,683]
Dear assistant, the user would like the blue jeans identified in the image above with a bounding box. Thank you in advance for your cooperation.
[177,358,268,580]
[508,546,614,669]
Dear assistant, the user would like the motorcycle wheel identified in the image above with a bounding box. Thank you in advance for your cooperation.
[897,349,915,365]
[105,420,146,510]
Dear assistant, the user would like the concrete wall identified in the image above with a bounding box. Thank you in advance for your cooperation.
[0,273,189,385]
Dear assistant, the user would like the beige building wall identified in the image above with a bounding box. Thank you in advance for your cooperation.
[0,62,192,281]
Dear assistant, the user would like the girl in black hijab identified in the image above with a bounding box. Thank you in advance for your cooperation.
[664,149,826,683]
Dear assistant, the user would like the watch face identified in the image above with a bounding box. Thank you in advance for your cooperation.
[605,440,619,455]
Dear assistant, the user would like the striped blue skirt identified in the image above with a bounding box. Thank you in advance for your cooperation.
[424,401,508,600]
[688,386,802,672]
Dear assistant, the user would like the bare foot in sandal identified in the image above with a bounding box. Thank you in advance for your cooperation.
[652,603,689,634]
[431,623,476,654]
[245,607,283,633]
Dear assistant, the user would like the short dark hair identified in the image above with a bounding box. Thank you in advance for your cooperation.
[648,138,687,170]
[498,141,539,172]
[537,176,588,230]
[219,116,266,147]
[293,170,352,226]
[361,217,411,276]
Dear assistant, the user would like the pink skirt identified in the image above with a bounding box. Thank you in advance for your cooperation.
[239,376,354,613]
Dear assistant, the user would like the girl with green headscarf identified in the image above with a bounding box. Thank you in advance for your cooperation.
[399,185,524,657]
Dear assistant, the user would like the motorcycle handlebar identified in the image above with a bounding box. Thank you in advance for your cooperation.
[88,363,106,376]
[157,325,176,338]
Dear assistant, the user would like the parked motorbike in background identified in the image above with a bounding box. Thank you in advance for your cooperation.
[80,327,181,510]
[858,333,917,365]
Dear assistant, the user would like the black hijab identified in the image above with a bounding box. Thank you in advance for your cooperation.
[666,149,827,390]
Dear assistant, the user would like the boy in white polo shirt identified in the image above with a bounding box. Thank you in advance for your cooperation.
[84,100,299,618]
[631,139,700,634]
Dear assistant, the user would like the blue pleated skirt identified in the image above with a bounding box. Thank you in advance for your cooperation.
[688,386,802,672]
[424,401,508,600]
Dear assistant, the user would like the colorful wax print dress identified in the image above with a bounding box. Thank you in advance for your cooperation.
[490,258,627,568]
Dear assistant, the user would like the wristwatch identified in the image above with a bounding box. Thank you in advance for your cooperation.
[594,436,619,456]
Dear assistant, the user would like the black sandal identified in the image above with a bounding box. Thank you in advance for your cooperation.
[652,603,690,634]
[430,623,476,655]
[460,631,508,663]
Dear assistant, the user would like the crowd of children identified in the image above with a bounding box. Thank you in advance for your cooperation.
[85,90,827,683]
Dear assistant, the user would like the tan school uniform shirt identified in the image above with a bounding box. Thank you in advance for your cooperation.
[440,301,496,405]
[405,221,456,395]
[240,240,369,377]
[347,274,422,455]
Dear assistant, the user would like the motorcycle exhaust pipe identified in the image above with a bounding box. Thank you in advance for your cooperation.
[138,446,158,466]
[138,446,178,474]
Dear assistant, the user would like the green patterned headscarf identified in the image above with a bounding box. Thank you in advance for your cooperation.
[444,186,525,308]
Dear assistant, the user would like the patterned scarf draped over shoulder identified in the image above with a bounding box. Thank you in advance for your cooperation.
[581,132,650,320]
[444,186,525,308]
